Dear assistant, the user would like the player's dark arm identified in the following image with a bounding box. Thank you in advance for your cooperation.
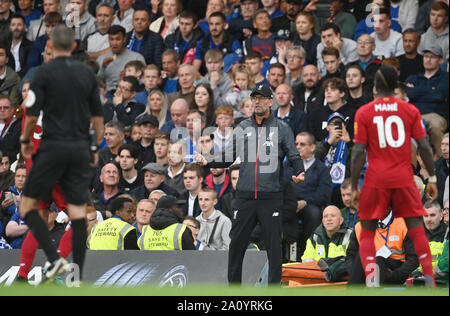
[90,116,105,145]
[416,137,436,177]
[350,142,366,190]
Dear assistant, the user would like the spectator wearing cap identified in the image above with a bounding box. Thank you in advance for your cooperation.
[316,22,358,77]
[315,112,353,205]
[243,9,275,60]
[271,0,303,38]
[314,0,357,40]
[418,1,449,60]
[138,195,196,250]
[130,162,180,202]
[112,76,146,127]
[292,11,321,66]
[132,114,159,168]
[406,44,449,159]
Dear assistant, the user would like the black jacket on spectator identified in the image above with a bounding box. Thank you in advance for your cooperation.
[5,35,33,78]
[118,169,144,193]
[435,157,449,207]
[292,33,321,66]
[292,81,324,114]
[308,102,356,142]
[180,191,202,218]
[164,27,204,63]
[149,207,196,250]
[91,189,123,219]
[130,181,180,201]
[284,158,333,208]
[126,29,164,68]
[275,105,309,137]
[0,116,22,163]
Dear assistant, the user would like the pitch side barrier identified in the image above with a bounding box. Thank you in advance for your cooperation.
[0,250,267,287]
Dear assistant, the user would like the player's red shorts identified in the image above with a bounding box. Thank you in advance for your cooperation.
[37,182,68,212]
[359,183,427,220]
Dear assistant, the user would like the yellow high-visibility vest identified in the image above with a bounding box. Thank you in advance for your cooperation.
[138,223,187,250]
[87,217,135,250]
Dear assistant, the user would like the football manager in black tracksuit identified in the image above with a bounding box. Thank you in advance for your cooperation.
[195,85,305,285]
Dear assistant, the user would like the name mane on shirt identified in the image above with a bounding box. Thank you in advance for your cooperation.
[374,102,398,112]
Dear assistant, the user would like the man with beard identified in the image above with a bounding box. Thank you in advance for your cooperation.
[292,64,324,114]
[6,14,33,78]
[271,0,303,37]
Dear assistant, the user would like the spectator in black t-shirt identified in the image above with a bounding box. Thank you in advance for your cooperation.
[345,64,373,109]
[398,28,425,82]
[111,76,146,127]
[118,143,144,193]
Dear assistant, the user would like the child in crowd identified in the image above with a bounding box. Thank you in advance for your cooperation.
[213,106,234,152]
[135,65,162,105]
[222,64,255,118]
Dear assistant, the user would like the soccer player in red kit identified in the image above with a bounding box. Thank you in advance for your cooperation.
[350,66,438,287]
[17,99,72,282]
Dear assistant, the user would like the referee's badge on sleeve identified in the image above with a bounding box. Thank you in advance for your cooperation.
[25,90,36,108]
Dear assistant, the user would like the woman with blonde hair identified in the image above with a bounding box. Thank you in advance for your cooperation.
[136,90,169,129]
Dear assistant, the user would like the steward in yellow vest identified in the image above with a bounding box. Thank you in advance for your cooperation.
[138,196,196,250]
[87,197,139,250]
[423,201,447,269]
[347,211,419,285]
[282,206,353,284]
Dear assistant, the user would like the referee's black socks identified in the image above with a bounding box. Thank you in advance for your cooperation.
[71,218,87,280]
[23,209,60,263]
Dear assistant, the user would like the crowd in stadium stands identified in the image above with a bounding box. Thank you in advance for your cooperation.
[0,0,448,282]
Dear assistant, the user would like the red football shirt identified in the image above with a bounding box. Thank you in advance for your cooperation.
[21,108,43,173]
[354,97,427,188]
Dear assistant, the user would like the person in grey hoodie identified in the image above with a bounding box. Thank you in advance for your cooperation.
[196,188,231,251]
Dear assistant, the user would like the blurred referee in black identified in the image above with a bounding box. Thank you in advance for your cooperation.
[19,25,105,282]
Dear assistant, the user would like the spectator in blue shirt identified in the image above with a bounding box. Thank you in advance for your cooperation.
[405,44,449,159]
[353,0,402,41]
[193,12,243,78]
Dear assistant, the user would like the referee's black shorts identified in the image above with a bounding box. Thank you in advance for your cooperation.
[23,139,91,206]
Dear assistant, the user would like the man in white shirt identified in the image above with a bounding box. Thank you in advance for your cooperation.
[27,0,61,41]
[370,9,404,58]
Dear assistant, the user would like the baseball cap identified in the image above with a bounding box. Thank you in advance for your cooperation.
[156,195,186,209]
[135,114,159,127]
[327,112,346,123]
[274,29,291,40]
[422,44,443,58]
[142,162,166,175]
[250,84,273,98]
[223,53,242,73]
